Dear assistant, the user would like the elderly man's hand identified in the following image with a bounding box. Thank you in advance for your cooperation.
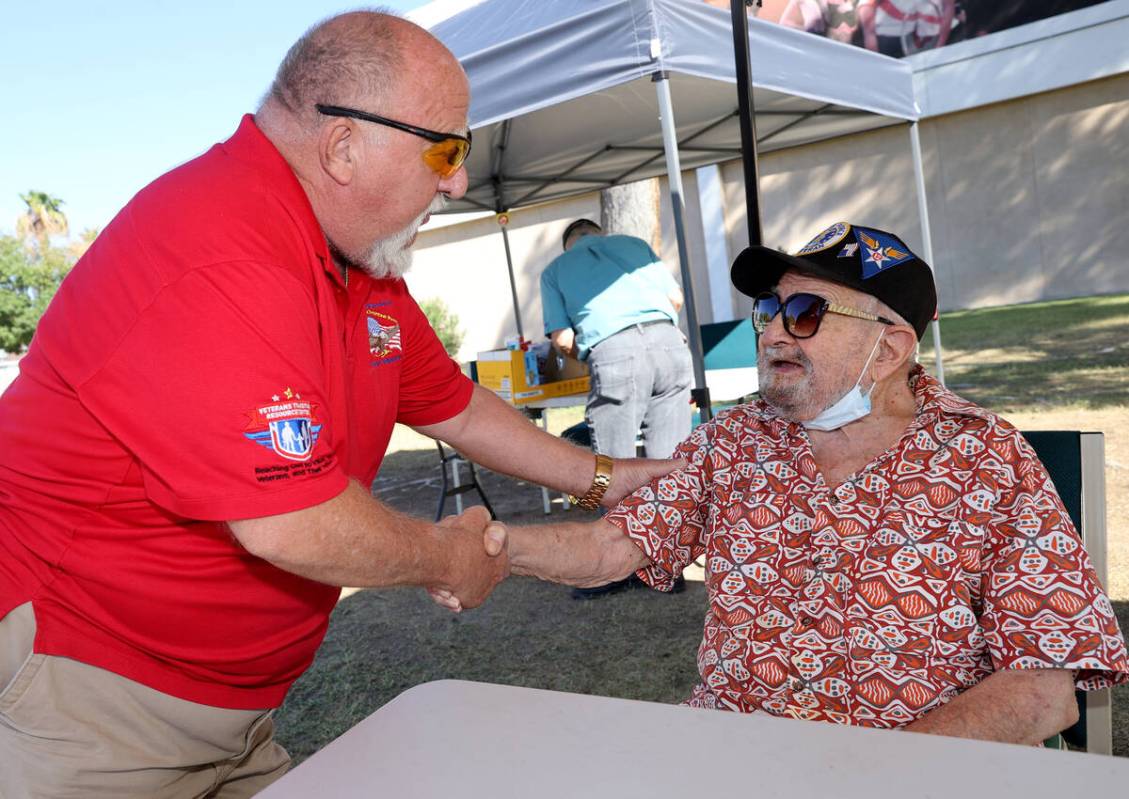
[426,506,508,613]
[602,457,686,507]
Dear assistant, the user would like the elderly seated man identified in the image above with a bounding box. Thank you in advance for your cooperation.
[504,222,1129,742]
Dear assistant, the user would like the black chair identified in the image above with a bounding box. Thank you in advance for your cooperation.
[1021,430,1111,754]
[560,420,592,449]
[434,441,495,522]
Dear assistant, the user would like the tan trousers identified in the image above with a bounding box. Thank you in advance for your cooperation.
[0,603,291,798]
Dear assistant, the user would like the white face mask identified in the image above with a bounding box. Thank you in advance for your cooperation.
[803,332,884,432]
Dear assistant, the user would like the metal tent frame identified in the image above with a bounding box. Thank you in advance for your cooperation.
[418,0,943,418]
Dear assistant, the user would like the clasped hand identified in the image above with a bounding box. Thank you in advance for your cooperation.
[427,505,508,612]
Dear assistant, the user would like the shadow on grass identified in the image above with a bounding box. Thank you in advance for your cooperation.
[922,294,1129,353]
[275,587,1128,766]
[1113,601,1128,758]
[919,294,1129,412]
[275,576,706,765]
[943,354,1129,412]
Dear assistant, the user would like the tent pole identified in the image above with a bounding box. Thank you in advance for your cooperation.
[654,71,711,422]
[498,222,524,341]
[730,0,764,247]
[490,120,523,340]
[909,121,945,385]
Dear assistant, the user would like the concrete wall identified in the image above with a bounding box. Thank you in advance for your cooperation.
[409,72,1129,359]
[408,175,711,363]
[721,71,1129,312]
[921,72,1129,308]
[406,195,596,363]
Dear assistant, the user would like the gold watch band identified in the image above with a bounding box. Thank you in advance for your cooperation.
[568,453,614,510]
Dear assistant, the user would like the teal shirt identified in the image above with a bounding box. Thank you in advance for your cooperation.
[539,234,680,360]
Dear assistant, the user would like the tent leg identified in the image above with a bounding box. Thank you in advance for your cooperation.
[499,222,524,340]
[910,121,944,385]
[654,72,711,422]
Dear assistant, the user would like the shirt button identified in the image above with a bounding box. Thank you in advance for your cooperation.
[800,616,816,627]
[790,678,804,692]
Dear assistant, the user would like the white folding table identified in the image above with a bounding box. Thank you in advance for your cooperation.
[260,679,1129,798]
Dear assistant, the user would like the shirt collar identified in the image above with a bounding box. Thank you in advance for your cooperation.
[908,363,1000,425]
[220,114,339,286]
[750,363,996,430]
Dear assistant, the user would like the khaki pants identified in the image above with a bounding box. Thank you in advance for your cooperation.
[0,603,291,798]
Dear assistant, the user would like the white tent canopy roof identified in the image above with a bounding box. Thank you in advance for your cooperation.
[418,0,920,213]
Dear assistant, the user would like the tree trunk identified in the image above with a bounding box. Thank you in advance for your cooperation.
[600,178,661,253]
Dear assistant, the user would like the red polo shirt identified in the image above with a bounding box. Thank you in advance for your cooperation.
[0,115,473,709]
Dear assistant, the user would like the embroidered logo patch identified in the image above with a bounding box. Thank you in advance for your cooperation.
[243,388,323,462]
[796,222,850,255]
[855,227,914,278]
[366,308,402,360]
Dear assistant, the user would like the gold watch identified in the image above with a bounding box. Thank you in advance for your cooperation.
[569,454,614,510]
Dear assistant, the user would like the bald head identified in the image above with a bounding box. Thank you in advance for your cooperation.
[256,10,470,281]
[264,11,453,120]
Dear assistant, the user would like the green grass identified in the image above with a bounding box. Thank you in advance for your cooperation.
[919,293,1129,412]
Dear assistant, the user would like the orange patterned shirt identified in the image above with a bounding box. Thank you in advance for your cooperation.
[606,367,1128,727]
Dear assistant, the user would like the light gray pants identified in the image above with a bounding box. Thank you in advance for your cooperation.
[0,603,290,798]
[585,320,693,459]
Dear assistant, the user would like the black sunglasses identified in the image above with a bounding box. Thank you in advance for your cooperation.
[752,291,896,339]
[315,103,472,177]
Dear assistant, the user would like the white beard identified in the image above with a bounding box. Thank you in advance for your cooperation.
[361,195,449,280]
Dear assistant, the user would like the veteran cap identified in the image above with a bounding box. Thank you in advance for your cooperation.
[730,222,938,339]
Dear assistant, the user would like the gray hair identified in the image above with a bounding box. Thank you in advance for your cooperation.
[265,9,404,118]
[863,293,920,363]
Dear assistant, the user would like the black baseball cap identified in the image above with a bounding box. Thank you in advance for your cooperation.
[562,218,601,250]
[730,222,937,339]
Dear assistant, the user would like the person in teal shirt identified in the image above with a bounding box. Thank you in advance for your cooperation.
[540,218,693,470]
[540,219,693,599]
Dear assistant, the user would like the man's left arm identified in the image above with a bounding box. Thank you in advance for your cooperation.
[935,0,956,48]
[905,668,1078,744]
[540,264,577,357]
[667,287,684,313]
[548,327,578,359]
[914,433,1129,743]
[507,518,652,588]
[414,384,681,506]
[636,239,683,314]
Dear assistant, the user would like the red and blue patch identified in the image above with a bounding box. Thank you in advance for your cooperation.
[854,226,914,279]
[366,306,402,363]
[243,389,323,462]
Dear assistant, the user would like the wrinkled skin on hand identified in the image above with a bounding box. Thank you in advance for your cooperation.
[602,457,686,507]
[428,506,508,612]
[427,457,681,611]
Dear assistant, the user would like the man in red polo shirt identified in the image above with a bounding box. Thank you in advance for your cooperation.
[0,12,673,797]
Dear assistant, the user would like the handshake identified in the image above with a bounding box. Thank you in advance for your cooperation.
[419,456,677,610]
[423,501,655,612]
[426,505,511,613]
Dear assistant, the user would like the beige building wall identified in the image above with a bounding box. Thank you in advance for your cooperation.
[721,72,1129,313]
[407,195,600,363]
[410,72,1129,359]
[410,177,708,362]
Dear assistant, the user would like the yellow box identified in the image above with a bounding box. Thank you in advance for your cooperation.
[476,349,590,405]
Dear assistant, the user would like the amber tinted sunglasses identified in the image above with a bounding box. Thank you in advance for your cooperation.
[315,103,472,178]
[752,291,896,339]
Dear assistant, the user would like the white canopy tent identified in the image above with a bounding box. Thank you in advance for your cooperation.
[415,0,943,411]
